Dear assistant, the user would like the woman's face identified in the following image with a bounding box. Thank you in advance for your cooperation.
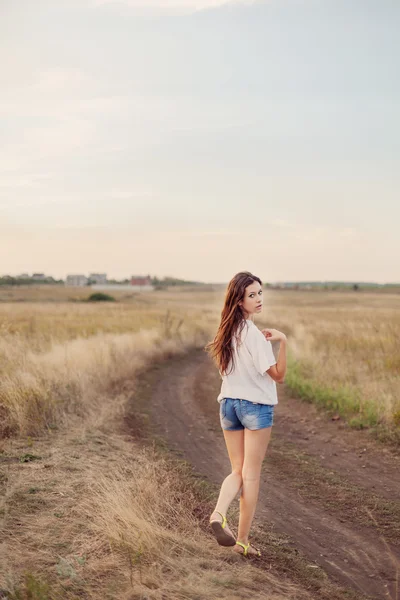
[239,281,263,319]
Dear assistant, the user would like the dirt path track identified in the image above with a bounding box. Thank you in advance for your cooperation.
[132,349,399,600]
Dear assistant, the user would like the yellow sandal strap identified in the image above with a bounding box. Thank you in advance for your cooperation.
[236,541,261,556]
[235,541,250,556]
[213,511,227,528]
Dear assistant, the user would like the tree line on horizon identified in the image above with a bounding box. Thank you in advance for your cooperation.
[0,274,399,292]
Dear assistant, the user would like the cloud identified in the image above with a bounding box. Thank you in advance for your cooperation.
[0,67,130,177]
[109,189,155,200]
[0,117,96,176]
[0,173,55,191]
[0,67,120,119]
[91,0,230,7]
[89,0,253,14]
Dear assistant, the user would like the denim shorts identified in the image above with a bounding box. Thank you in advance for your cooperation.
[219,397,275,431]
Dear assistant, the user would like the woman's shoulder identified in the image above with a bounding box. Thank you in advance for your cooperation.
[239,319,253,332]
[243,320,267,343]
[239,320,256,343]
[232,320,251,344]
[244,319,258,333]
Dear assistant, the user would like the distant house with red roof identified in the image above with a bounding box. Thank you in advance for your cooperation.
[130,275,152,287]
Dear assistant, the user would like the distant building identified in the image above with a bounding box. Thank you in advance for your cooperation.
[66,274,89,286]
[130,275,152,286]
[16,273,30,279]
[91,275,154,292]
[130,275,153,291]
[32,273,47,281]
[89,273,107,284]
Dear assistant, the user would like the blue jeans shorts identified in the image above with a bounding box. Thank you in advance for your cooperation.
[219,398,274,431]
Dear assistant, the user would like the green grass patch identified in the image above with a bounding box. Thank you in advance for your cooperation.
[7,572,51,600]
[19,453,42,463]
[86,292,116,302]
[286,357,363,417]
[285,356,400,446]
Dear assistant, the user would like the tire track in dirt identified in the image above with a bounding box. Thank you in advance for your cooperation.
[133,349,399,600]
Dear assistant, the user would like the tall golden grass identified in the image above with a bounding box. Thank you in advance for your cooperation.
[0,285,399,440]
[258,291,400,440]
[0,292,212,437]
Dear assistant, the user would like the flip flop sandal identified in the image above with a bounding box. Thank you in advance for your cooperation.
[235,540,262,557]
[209,511,236,546]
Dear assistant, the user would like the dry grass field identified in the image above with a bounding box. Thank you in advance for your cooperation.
[260,290,400,443]
[0,284,399,599]
[0,283,399,441]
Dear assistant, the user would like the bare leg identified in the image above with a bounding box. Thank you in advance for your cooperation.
[210,429,244,535]
[234,426,272,554]
[211,471,243,517]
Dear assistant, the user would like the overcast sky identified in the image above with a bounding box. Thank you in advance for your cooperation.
[1,0,399,283]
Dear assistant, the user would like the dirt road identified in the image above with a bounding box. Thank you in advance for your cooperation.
[130,349,400,600]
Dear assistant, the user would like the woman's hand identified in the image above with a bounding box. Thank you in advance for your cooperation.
[261,328,287,342]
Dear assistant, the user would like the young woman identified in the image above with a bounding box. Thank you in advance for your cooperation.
[204,271,287,558]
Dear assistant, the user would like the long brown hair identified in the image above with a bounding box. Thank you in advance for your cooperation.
[204,271,262,375]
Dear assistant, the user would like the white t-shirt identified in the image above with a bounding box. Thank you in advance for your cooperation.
[217,319,278,406]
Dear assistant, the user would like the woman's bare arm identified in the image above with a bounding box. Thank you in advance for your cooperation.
[262,328,287,383]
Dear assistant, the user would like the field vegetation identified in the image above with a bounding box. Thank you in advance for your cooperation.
[1,284,398,598]
[0,285,398,442]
